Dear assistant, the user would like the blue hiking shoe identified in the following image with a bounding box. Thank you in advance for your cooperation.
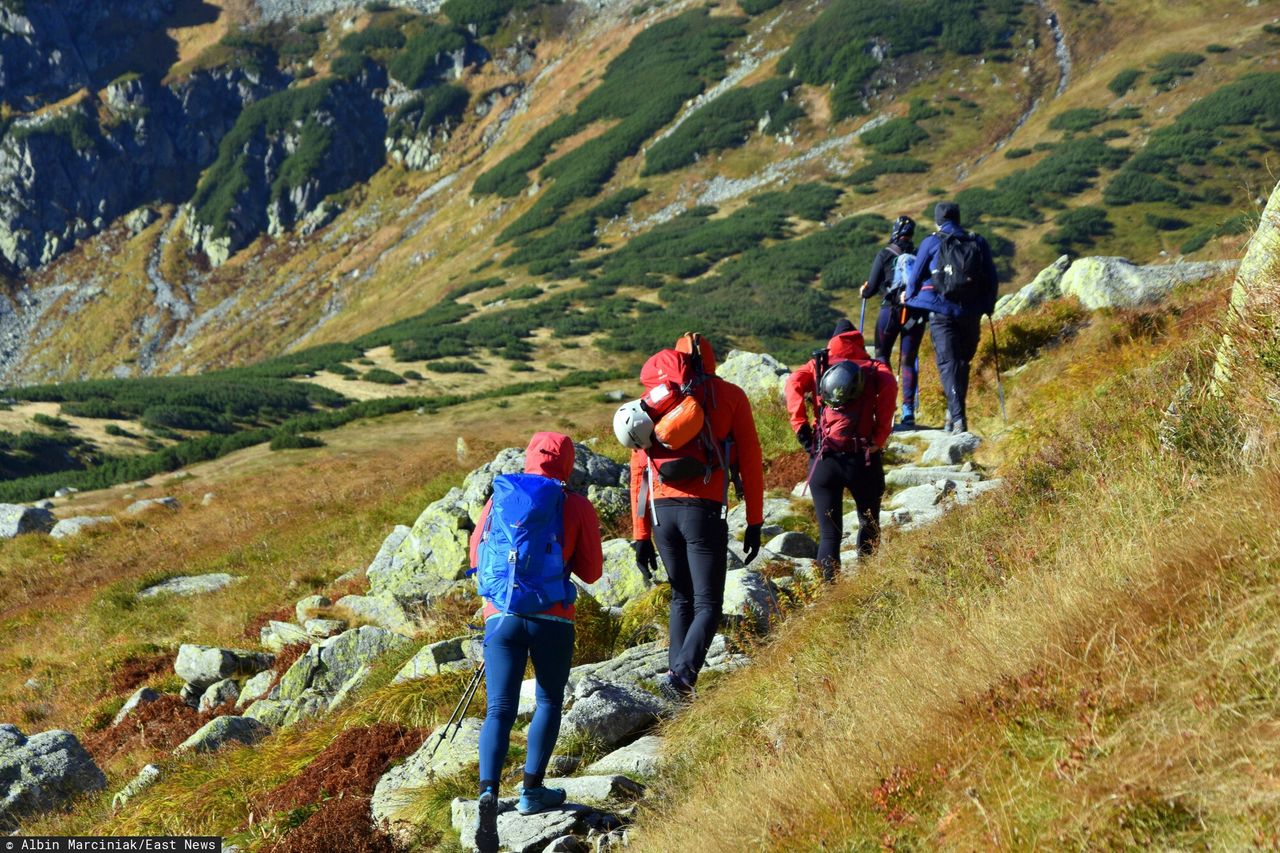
[899,405,915,428]
[475,788,499,852]
[517,785,567,815]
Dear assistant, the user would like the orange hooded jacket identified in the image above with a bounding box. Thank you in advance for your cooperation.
[629,337,765,540]
[471,432,604,620]
[784,329,898,450]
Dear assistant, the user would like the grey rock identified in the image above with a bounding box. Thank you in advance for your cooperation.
[294,595,332,625]
[0,726,106,830]
[34,499,53,510]
[716,350,790,403]
[546,836,591,853]
[381,491,473,602]
[174,644,275,691]
[722,569,781,630]
[198,679,240,714]
[137,573,240,599]
[372,718,483,843]
[558,677,668,751]
[125,497,180,515]
[304,618,346,639]
[889,482,952,513]
[202,493,216,506]
[543,775,645,805]
[994,254,1070,319]
[274,626,410,725]
[242,698,292,729]
[585,736,664,778]
[112,687,161,727]
[334,593,421,636]
[886,465,979,487]
[180,681,203,709]
[392,637,473,683]
[586,539,662,608]
[236,670,277,710]
[763,531,817,559]
[175,716,269,754]
[586,485,629,521]
[726,498,793,537]
[260,620,311,653]
[111,763,160,811]
[49,515,114,539]
[365,525,411,579]
[546,754,582,777]
[452,797,606,853]
[1060,256,1238,310]
[921,432,982,465]
[52,487,77,498]
[0,504,55,538]
[568,636,746,692]
[123,207,159,235]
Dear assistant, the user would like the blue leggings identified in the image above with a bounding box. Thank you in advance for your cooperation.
[479,615,575,791]
[875,303,927,409]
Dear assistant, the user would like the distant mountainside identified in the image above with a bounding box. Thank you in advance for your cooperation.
[0,0,1275,388]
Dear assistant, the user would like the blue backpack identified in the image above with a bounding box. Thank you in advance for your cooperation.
[475,473,573,615]
[890,251,916,293]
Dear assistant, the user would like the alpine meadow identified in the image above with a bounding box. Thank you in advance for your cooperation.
[1,0,1279,849]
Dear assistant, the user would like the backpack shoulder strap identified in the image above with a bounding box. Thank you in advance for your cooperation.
[886,243,904,257]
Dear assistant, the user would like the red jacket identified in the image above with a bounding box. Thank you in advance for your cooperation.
[629,336,765,540]
[471,432,604,620]
[784,329,897,450]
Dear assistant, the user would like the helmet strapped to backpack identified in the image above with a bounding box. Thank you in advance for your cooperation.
[613,400,655,450]
[819,360,867,408]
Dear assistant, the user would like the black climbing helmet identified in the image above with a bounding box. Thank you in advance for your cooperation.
[819,360,866,408]
[891,216,916,244]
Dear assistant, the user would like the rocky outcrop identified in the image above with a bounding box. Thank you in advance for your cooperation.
[174,644,275,692]
[0,503,55,538]
[372,717,484,844]
[587,538,663,608]
[0,725,106,830]
[716,350,790,402]
[558,677,670,751]
[994,255,1070,319]
[254,0,438,22]
[1060,257,1238,310]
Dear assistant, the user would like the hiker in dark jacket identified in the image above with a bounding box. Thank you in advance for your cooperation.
[904,202,999,433]
[861,216,928,427]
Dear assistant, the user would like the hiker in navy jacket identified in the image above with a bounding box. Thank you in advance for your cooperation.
[904,202,999,433]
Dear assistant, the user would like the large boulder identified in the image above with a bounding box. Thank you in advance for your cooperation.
[174,645,274,691]
[585,735,665,778]
[0,726,106,830]
[763,531,817,559]
[586,539,663,608]
[174,716,269,754]
[993,255,1070,319]
[198,679,240,713]
[392,636,472,683]
[921,432,982,465]
[381,490,473,601]
[726,497,793,538]
[543,775,645,806]
[722,569,781,630]
[586,485,629,521]
[334,593,422,637]
[459,445,626,523]
[274,626,410,725]
[558,677,669,751]
[235,670,277,710]
[0,504,55,538]
[294,594,332,625]
[138,573,240,599]
[717,350,790,403]
[49,515,114,539]
[260,620,310,652]
[372,717,483,844]
[886,465,979,487]
[451,798,609,853]
[568,636,746,691]
[365,524,411,578]
[125,496,180,515]
[1060,257,1237,310]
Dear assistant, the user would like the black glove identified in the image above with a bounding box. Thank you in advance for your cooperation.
[796,424,814,456]
[742,523,763,566]
[631,539,658,584]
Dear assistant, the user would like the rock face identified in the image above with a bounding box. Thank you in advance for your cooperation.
[175,716,270,754]
[1060,257,1238,310]
[0,725,107,830]
[716,350,790,402]
[254,0,438,22]
[994,255,1070,319]
[0,504,55,538]
[174,644,275,691]
[268,626,411,726]
[137,573,240,599]
[372,717,484,844]
[49,515,114,539]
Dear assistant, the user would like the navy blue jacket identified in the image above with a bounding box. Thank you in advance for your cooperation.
[904,222,999,319]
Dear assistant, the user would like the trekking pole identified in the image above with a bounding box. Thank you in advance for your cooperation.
[987,316,1008,425]
[426,661,486,761]
[858,298,867,335]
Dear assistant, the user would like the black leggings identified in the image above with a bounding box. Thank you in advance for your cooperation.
[652,499,727,685]
[809,451,885,578]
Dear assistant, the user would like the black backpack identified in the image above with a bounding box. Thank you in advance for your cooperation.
[931,230,989,304]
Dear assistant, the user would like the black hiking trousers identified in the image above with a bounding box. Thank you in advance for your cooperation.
[810,450,885,579]
[652,498,728,686]
[930,313,983,427]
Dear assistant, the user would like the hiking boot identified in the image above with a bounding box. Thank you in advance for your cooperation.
[953,418,967,434]
[475,788,499,853]
[517,785,567,815]
[656,670,696,704]
[899,407,915,429]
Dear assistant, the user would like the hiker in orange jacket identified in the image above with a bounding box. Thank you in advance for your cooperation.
[785,320,897,579]
[628,334,764,700]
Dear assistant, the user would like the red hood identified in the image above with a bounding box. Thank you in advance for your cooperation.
[525,431,574,480]
[827,330,871,362]
[675,334,717,374]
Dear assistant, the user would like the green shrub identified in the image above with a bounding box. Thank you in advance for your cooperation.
[958,136,1128,222]
[1049,108,1108,133]
[402,370,424,380]
[485,284,543,304]
[845,157,929,186]
[104,424,135,438]
[1108,68,1142,98]
[141,405,234,434]
[860,118,928,155]
[1003,147,1031,159]
[441,0,516,35]
[427,360,485,374]
[1205,43,1229,54]
[1144,213,1191,231]
[1149,52,1204,91]
[339,24,405,55]
[739,0,781,13]
[32,413,72,430]
[907,97,940,121]
[363,368,407,385]
[387,25,470,87]
[1043,205,1112,253]
[269,433,325,451]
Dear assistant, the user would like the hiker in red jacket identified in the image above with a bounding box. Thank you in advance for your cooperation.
[628,334,764,701]
[469,432,603,850]
[785,320,897,580]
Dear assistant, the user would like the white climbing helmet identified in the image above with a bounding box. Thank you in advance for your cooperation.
[612,400,655,450]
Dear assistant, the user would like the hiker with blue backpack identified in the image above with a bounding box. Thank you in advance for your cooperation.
[470,432,604,852]
[904,202,999,434]
[860,216,928,427]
